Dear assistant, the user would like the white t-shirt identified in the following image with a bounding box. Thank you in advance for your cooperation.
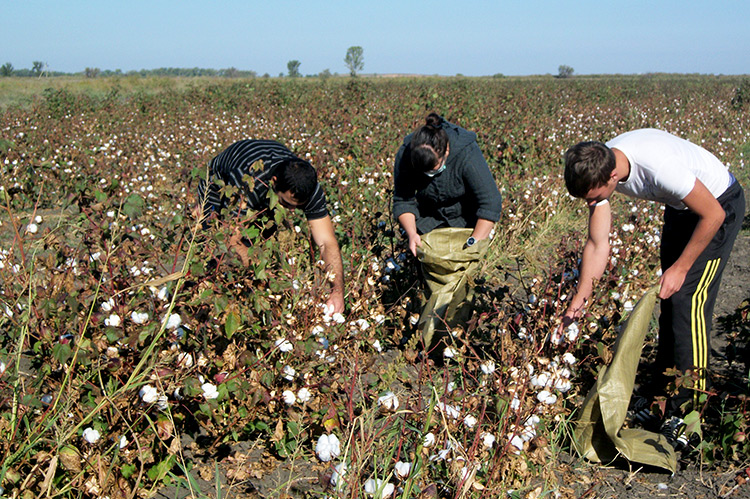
[607,129,731,210]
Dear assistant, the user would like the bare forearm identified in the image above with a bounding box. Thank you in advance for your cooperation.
[471,218,495,240]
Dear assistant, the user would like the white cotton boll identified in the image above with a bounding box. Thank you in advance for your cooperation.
[372,340,383,352]
[409,314,419,326]
[517,327,528,340]
[322,303,334,317]
[101,298,115,312]
[480,360,496,375]
[275,338,294,352]
[131,311,149,324]
[157,286,169,301]
[378,391,399,411]
[422,432,436,448]
[0,361,6,376]
[297,387,312,403]
[315,433,341,462]
[446,381,456,392]
[282,365,296,381]
[105,314,121,327]
[438,402,461,419]
[509,434,524,453]
[139,384,159,404]
[176,351,194,368]
[463,415,478,428]
[443,346,457,358]
[555,378,572,393]
[510,396,521,411]
[394,461,412,479]
[565,322,580,342]
[530,372,551,388]
[26,223,38,234]
[119,435,128,449]
[481,432,496,449]
[537,390,557,405]
[624,301,634,312]
[155,394,168,411]
[282,390,296,405]
[82,427,101,444]
[330,462,347,486]
[164,313,181,330]
[202,383,219,400]
[364,479,394,497]
[561,352,577,365]
[355,318,370,331]
[311,325,325,336]
[331,313,345,324]
[34,215,43,223]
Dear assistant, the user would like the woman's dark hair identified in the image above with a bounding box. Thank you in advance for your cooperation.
[410,113,449,171]
[563,141,616,198]
[274,159,317,203]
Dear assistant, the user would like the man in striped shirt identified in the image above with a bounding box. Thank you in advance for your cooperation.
[197,139,345,314]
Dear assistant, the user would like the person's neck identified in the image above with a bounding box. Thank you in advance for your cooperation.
[612,148,631,182]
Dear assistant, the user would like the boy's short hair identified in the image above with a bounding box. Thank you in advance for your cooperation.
[274,159,318,204]
[564,141,616,198]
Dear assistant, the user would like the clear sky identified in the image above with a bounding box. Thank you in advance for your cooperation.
[4,0,749,76]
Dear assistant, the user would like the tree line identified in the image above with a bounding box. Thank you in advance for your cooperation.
[2,47,367,79]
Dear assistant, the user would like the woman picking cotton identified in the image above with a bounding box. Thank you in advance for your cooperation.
[393,113,502,254]
[392,113,502,350]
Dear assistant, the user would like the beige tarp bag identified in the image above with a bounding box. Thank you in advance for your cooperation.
[415,228,489,348]
[573,286,677,473]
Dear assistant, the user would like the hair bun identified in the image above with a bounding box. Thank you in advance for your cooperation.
[425,113,443,129]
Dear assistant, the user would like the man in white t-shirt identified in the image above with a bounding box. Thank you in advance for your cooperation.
[562,129,745,447]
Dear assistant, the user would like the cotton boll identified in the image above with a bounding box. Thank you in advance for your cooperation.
[297,387,312,403]
[104,314,121,327]
[463,415,478,428]
[394,461,412,479]
[480,360,496,375]
[164,313,181,330]
[481,432,496,449]
[315,433,341,462]
[282,390,296,405]
[561,352,577,365]
[330,462,347,486]
[202,383,219,400]
[364,478,394,497]
[131,311,149,324]
[139,384,159,404]
[275,338,293,353]
[377,391,399,411]
[537,390,557,405]
[82,427,100,444]
[422,432,436,448]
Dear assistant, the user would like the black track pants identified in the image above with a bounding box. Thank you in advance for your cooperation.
[657,180,745,415]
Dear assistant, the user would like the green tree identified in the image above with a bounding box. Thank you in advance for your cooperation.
[557,65,574,79]
[287,60,301,78]
[344,46,364,77]
[32,61,44,76]
[84,67,100,78]
[0,62,13,77]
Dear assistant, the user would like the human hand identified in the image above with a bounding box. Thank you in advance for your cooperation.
[325,292,345,315]
[408,233,422,257]
[658,265,687,299]
[229,229,250,267]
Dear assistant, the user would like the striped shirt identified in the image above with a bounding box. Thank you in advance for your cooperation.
[197,139,328,220]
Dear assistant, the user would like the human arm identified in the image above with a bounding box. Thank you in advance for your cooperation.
[658,179,725,299]
[397,212,422,256]
[563,200,612,322]
[470,218,495,241]
[308,215,345,314]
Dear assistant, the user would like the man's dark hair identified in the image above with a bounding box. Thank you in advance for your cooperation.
[274,159,317,203]
[564,141,616,198]
[410,112,449,171]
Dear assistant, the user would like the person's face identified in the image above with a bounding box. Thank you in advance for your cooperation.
[584,174,618,207]
[275,188,303,209]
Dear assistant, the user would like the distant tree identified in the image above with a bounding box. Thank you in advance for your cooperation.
[319,68,332,79]
[344,46,364,77]
[0,62,13,77]
[84,67,100,78]
[287,60,301,78]
[32,60,44,76]
[557,65,574,79]
[222,67,239,78]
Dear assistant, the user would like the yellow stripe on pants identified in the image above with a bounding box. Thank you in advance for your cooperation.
[690,258,720,401]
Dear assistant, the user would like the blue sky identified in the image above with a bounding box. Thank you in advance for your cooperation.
[4,0,749,76]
